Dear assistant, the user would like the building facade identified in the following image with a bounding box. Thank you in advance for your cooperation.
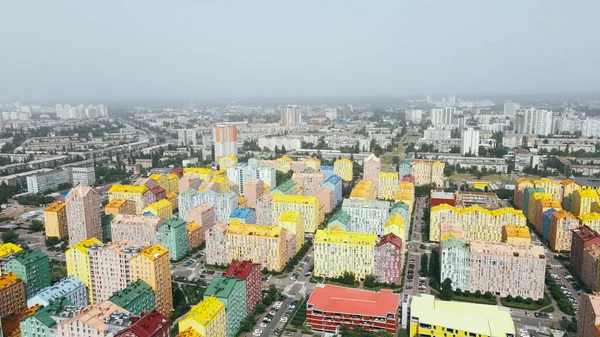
[224,261,262,314]
[214,125,238,160]
[157,217,189,260]
[44,201,69,239]
[179,296,227,337]
[4,248,51,299]
[226,221,288,271]
[314,229,377,280]
[204,277,247,337]
[272,195,319,233]
[129,244,173,317]
[66,184,103,246]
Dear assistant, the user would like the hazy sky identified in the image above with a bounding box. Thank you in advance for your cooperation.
[1,1,599,103]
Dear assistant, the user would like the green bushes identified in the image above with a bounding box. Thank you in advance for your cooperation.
[501,293,551,310]
[545,269,576,316]
[284,240,312,273]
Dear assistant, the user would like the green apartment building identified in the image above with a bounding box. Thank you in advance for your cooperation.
[4,248,50,298]
[109,280,155,315]
[204,277,247,337]
[157,216,189,260]
[271,180,298,195]
[20,297,73,337]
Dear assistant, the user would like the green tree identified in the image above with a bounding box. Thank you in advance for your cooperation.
[420,254,429,276]
[364,274,376,288]
[515,296,524,303]
[440,278,453,300]
[526,297,534,305]
[474,290,482,298]
[506,295,513,302]
[483,291,493,300]
[2,231,19,244]
[454,288,463,296]
[30,220,44,232]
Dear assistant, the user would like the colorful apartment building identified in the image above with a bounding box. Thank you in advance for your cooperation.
[110,214,163,246]
[66,238,103,303]
[226,221,288,271]
[378,172,399,200]
[219,154,238,171]
[314,229,377,280]
[572,227,600,278]
[363,153,381,190]
[230,208,257,224]
[272,194,319,233]
[409,294,515,337]
[441,236,546,299]
[514,178,534,210]
[276,211,304,252]
[502,224,531,245]
[341,199,391,236]
[256,193,273,225]
[105,199,136,217]
[149,173,179,194]
[333,158,353,182]
[183,167,214,182]
[56,301,131,337]
[179,175,201,194]
[20,297,72,337]
[224,261,262,314]
[43,201,68,239]
[109,280,155,315]
[188,221,204,250]
[581,213,600,233]
[326,211,351,231]
[582,244,600,291]
[522,187,545,218]
[244,179,264,208]
[143,199,173,220]
[578,293,600,337]
[0,242,22,274]
[527,192,561,232]
[573,189,600,216]
[384,214,407,242]
[305,157,321,171]
[350,179,376,200]
[316,187,335,213]
[292,172,326,196]
[206,222,229,266]
[291,160,307,173]
[187,203,216,234]
[130,244,173,317]
[109,184,148,214]
[27,275,87,308]
[4,248,50,299]
[306,285,400,334]
[66,184,103,246]
[411,161,444,186]
[204,277,247,337]
[146,186,166,205]
[394,182,415,213]
[114,309,171,337]
[429,204,526,243]
[390,200,411,229]
[375,233,403,284]
[179,296,227,337]
[534,178,563,201]
[562,178,581,200]
[274,156,293,173]
[549,210,579,252]
[322,175,342,207]
[0,272,26,317]
[157,217,189,260]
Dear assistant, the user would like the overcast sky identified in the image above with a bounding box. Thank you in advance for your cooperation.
[1,1,599,103]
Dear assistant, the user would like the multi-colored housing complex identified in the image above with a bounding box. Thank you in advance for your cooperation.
[20,297,72,337]
[143,199,173,220]
[218,154,238,171]
[363,153,381,190]
[394,182,414,213]
[272,194,319,233]
[580,212,600,233]
[27,275,87,308]
[333,158,353,181]
[184,167,214,182]
[44,201,69,239]
[0,242,23,274]
[501,224,531,245]
[341,199,391,236]
[276,211,304,252]
[409,294,515,337]
[225,221,288,271]
[4,248,51,299]
[549,210,579,251]
[66,184,103,246]
[187,221,204,250]
[0,272,26,317]
[224,261,262,314]
[384,214,407,242]
[129,244,173,317]
[108,280,155,315]
[410,161,444,186]
[429,204,526,243]
[179,296,227,337]
[534,178,563,201]
[274,156,293,173]
[204,277,247,337]
[350,180,376,200]
[375,233,403,284]
[527,192,561,232]
[307,285,400,334]
[157,217,189,260]
[322,174,342,207]
[314,229,377,280]
[441,235,546,299]
[105,198,136,217]
[110,214,163,246]
[514,178,535,209]
[292,172,325,197]
[378,172,399,200]
[109,184,148,214]
[573,189,600,216]
[206,222,229,266]
[149,173,179,194]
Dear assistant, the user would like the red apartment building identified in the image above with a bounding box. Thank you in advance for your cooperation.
[571,226,600,277]
[115,309,171,337]
[225,260,262,314]
[375,233,403,284]
[306,285,400,334]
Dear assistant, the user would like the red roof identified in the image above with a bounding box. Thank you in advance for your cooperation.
[150,186,165,194]
[120,310,170,337]
[170,167,184,178]
[575,226,600,242]
[377,233,402,248]
[307,285,400,317]
[224,260,260,280]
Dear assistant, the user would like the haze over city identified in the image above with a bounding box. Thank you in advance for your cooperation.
[2,1,600,104]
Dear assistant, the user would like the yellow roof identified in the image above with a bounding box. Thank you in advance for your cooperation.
[44,201,66,212]
[184,167,212,174]
[166,191,178,199]
[177,327,201,337]
[432,161,444,166]
[576,189,600,199]
[149,173,163,181]
[145,199,172,211]
[0,243,23,258]
[187,221,202,232]
[552,209,576,220]
[109,184,147,194]
[307,157,320,163]
[276,156,293,162]
[105,199,128,209]
[272,194,318,205]
[350,180,374,198]
[138,244,169,261]
[385,214,406,228]
[534,178,561,186]
[315,229,377,246]
[0,272,22,288]
[183,296,225,326]
[579,212,600,222]
[335,158,352,164]
[539,199,561,208]
[398,181,414,190]
[279,211,301,223]
[212,176,227,184]
[411,294,515,336]
[432,204,525,218]
[503,225,531,239]
[68,238,103,255]
[516,177,532,184]
[168,173,179,180]
[226,221,283,238]
[561,179,578,186]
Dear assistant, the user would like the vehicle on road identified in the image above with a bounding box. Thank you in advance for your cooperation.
[280,317,288,323]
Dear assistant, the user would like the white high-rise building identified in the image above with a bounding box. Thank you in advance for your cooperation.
[405,109,423,123]
[515,108,553,136]
[27,169,71,194]
[431,107,455,126]
[55,104,108,120]
[213,125,238,160]
[227,164,276,194]
[503,102,520,117]
[71,166,96,186]
[280,106,302,127]
[325,108,337,121]
[461,128,480,156]
[178,129,197,146]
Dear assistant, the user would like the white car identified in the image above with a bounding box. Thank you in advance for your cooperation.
[259,323,267,328]
[253,330,263,337]
[280,317,288,323]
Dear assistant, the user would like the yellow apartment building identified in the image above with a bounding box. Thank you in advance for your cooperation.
[108,184,148,214]
[333,158,353,182]
[44,201,69,239]
[313,229,377,280]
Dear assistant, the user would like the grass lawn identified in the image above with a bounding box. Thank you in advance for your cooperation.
[397,329,409,337]
[541,305,555,313]
[452,295,496,305]
[50,260,67,284]
[381,135,419,166]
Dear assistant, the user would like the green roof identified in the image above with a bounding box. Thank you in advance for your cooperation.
[30,297,73,328]
[391,200,409,211]
[102,214,114,226]
[205,277,243,299]
[272,180,296,194]
[109,280,153,307]
[11,248,47,266]
[302,167,315,173]
[327,211,351,227]
[342,199,391,209]
[165,216,187,229]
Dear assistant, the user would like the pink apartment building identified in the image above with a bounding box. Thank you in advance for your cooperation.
[66,184,103,246]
